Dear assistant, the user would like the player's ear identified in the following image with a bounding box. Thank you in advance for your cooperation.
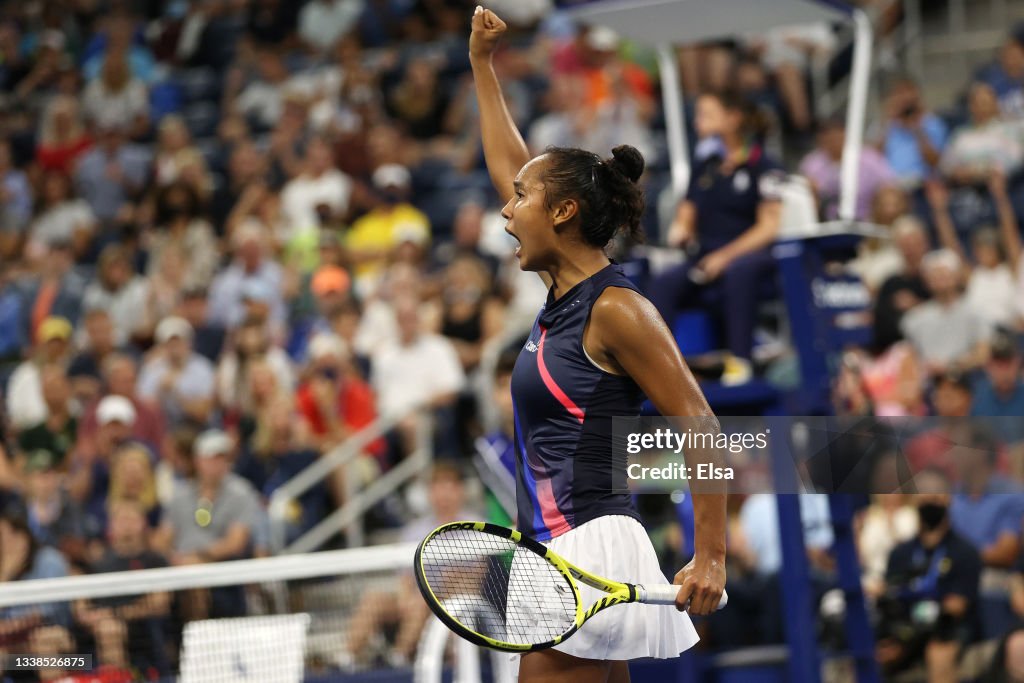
[551,197,579,228]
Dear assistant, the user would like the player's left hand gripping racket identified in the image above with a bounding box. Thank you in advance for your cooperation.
[413,521,728,653]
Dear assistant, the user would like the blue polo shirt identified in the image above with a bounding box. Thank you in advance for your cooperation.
[883,114,948,184]
[686,145,785,251]
[971,377,1024,445]
[950,477,1024,551]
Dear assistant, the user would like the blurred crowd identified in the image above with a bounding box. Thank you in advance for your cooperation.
[0,0,1023,680]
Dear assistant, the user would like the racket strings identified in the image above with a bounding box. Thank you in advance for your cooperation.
[420,528,577,646]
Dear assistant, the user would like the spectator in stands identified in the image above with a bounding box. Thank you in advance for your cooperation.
[747,22,836,135]
[346,164,430,295]
[941,83,1023,231]
[211,141,269,234]
[67,395,141,531]
[21,449,87,566]
[870,214,931,350]
[653,89,785,372]
[81,48,149,139]
[371,294,465,456]
[207,222,286,332]
[74,123,150,226]
[342,462,475,669]
[721,492,833,645]
[145,181,219,291]
[972,331,1024,476]
[856,459,918,599]
[975,33,1024,120]
[900,249,990,376]
[217,318,294,427]
[874,75,946,189]
[6,316,73,432]
[876,468,981,683]
[431,200,501,277]
[0,139,32,259]
[27,170,96,265]
[82,246,151,347]
[81,13,155,84]
[527,75,588,155]
[152,115,199,189]
[35,95,92,175]
[102,444,163,533]
[430,253,504,374]
[295,333,378,456]
[17,364,78,464]
[930,172,1021,330]
[175,286,226,363]
[19,240,86,338]
[0,505,71,650]
[280,136,353,233]
[136,316,216,427]
[799,117,895,221]
[230,45,293,132]
[77,354,164,457]
[154,429,261,618]
[74,499,170,677]
[949,426,1024,570]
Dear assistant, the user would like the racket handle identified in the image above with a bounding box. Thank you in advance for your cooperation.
[637,584,729,610]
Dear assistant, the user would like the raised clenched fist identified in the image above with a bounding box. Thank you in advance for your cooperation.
[469,5,507,59]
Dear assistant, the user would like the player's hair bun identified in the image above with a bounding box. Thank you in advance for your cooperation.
[608,145,644,183]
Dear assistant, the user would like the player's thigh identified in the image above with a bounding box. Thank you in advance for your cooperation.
[519,649,612,683]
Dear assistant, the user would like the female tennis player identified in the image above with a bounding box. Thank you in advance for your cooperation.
[469,7,727,682]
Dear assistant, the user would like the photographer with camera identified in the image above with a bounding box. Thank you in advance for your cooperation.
[876,468,981,683]
[875,76,947,190]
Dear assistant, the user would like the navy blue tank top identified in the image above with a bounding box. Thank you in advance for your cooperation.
[510,263,645,541]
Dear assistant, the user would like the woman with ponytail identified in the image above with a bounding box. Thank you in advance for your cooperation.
[654,89,786,368]
[469,7,726,682]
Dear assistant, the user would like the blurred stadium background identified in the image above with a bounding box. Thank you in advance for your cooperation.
[2,0,1024,681]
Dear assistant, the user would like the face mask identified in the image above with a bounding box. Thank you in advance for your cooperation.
[918,503,948,530]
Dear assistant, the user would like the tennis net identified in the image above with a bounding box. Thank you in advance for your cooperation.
[0,543,428,682]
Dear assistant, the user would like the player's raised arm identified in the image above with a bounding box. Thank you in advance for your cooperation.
[469,6,530,204]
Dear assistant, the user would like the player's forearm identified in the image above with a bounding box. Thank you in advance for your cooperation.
[470,54,530,203]
[691,493,727,561]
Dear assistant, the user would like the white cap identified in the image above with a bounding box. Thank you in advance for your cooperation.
[97,395,137,426]
[155,316,194,344]
[394,224,429,246]
[308,333,349,361]
[372,164,411,190]
[194,429,234,459]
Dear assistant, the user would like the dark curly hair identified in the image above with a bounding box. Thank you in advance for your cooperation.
[539,145,645,248]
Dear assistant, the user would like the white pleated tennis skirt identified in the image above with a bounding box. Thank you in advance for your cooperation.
[510,514,699,674]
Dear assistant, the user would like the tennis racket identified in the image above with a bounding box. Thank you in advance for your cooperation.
[413,521,727,653]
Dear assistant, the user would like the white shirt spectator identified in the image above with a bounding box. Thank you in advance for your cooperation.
[299,0,365,52]
[82,277,150,346]
[29,200,96,248]
[900,297,992,365]
[280,169,353,234]
[966,264,1018,330]
[740,493,834,576]
[81,78,149,131]
[5,362,47,430]
[371,334,465,418]
[137,353,216,425]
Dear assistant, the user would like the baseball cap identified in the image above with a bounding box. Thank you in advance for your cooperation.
[194,429,234,459]
[38,316,72,343]
[394,224,429,246]
[97,395,137,426]
[372,164,411,190]
[155,316,194,344]
[311,265,351,297]
[24,449,58,472]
